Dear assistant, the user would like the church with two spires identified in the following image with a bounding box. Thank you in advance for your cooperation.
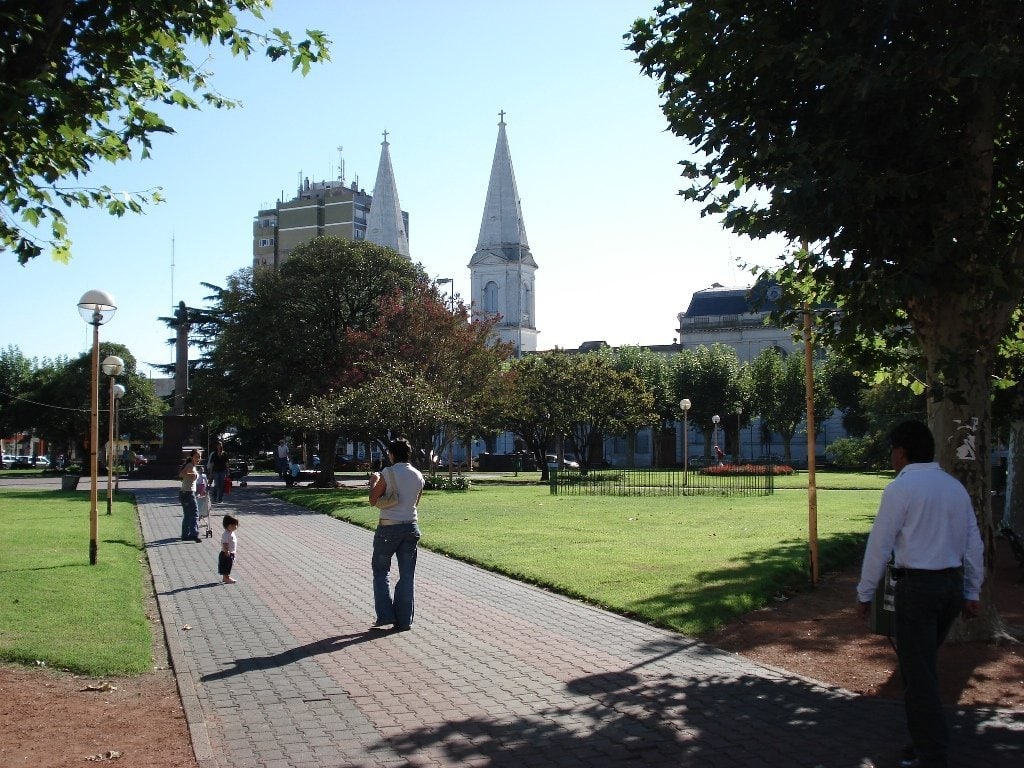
[251,115,538,355]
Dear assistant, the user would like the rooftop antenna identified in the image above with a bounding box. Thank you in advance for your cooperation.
[337,145,345,184]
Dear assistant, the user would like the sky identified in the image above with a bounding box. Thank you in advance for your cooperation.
[2,0,788,378]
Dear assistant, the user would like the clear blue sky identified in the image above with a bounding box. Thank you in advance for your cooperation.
[2,0,787,377]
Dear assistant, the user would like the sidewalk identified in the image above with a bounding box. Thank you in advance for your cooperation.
[127,478,1021,768]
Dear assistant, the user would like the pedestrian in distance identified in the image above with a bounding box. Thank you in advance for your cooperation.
[207,440,230,503]
[178,449,203,543]
[276,438,290,481]
[856,420,984,768]
[368,438,425,632]
[218,514,239,584]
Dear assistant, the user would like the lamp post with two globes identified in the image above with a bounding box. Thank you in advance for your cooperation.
[78,290,117,565]
[102,356,124,515]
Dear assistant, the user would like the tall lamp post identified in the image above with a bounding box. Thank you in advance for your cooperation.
[112,383,125,492]
[78,290,117,565]
[437,277,455,312]
[679,399,691,482]
[712,414,721,460]
[102,356,124,515]
[735,406,743,463]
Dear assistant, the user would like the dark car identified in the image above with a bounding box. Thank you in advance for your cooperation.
[11,455,34,469]
[334,454,358,470]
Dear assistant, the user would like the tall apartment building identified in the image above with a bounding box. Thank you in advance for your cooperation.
[253,137,410,269]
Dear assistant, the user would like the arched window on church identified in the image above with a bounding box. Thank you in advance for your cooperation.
[483,281,498,314]
[522,283,532,324]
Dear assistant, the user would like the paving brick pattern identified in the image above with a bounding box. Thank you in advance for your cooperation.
[134,483,1022,768]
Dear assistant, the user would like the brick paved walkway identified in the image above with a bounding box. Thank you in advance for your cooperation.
[133,481,1022,768]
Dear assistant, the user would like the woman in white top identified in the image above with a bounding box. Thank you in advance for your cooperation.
[368,438,425,631]
[178,449,202,542]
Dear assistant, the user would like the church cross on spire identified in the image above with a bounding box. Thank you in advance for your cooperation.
[498,110,505,124]
[382,129,389,143]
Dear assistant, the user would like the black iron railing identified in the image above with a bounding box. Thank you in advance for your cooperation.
[547,464,775,497]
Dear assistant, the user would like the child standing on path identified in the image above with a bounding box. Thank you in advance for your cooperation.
[219,514,239,584]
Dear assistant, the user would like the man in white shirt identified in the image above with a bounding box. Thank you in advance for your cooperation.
[856,421,984,768]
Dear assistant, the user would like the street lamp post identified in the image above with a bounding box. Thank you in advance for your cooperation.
[735,406,743,463]
[712,414,721,462]
[437,277,455,312]
[78,290,117,565]
[102,356,124,515]
[679,399,691,482]
[113,383,125,491]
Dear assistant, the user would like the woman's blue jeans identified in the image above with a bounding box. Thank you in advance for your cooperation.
[179,491,199,540]
[371,523,420,628]
[211,470,227,503]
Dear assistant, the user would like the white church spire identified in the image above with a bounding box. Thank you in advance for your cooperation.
[475,111,531,254]
[365,131,410,258]
[469,113,538,355]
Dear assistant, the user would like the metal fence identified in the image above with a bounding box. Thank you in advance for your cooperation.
[547,464,775,497]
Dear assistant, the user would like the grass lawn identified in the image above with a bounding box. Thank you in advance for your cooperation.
[0,489,152,675]
[277,475,883,636]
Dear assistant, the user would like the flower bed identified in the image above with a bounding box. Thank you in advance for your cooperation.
[700,463,795,476]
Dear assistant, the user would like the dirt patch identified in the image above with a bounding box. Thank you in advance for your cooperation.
[706,536,1024,709]
[0,541,1019,767]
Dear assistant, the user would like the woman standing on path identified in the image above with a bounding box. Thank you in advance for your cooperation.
[179,449,202,542]
[368,438,424,632]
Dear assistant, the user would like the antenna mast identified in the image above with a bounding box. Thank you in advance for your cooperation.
[337,145,345,184]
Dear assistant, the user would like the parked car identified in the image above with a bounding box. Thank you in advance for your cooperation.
[334,454,358,470]
[32,456,51,467]
[11,455,34,469]
[0,454,13,469]
[545,454,580,469]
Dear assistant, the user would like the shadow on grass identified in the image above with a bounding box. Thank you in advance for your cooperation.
[627,530,872,636]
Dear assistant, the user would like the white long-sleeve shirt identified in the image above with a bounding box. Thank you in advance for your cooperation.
[856,462,984,603]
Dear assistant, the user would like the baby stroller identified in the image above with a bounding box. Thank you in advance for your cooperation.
[196,472,214,538]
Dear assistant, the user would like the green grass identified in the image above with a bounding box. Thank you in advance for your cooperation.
[276,475,882,636]
[0,490,153,675]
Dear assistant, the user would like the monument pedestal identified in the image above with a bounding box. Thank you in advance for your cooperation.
[136,414,201,479]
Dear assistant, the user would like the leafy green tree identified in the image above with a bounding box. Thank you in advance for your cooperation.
[629,3,1024,634]
[192,237,424,482]
[671,344,743,461]
[279,283,511,474]
[0,1,329,264]
[560,355,657,469]
[603,345,674,466]
[502,352,656,476]
[501,354,573,481]
[748,347,837,465]
[11,344,164,459]
[0,345,33,437]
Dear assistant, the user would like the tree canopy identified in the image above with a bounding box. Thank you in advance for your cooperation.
[0,0,329,264]
[629,2,1024,635]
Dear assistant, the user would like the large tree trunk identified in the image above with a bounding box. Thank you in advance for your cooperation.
[921,328,1004,641]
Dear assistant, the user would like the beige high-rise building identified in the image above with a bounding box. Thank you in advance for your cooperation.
[253,136,410,269]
